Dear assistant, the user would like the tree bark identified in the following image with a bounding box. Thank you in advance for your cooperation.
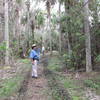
[84,0,92,72]
[48,15,52,54]
[58,2,61,53]
[66,32,72,57]
[5,0,9,65]
[26,0,30,48]
[46,1,52,54]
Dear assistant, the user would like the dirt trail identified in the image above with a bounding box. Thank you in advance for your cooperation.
[18,62,52,100]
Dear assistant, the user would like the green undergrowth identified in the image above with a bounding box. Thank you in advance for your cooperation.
[47,55,100,100]
[19,59,30,64]
[0,59,31,99]
[0,76,23,97]
[47,56,62,71]
[47,73,71,100]
[58,76,85,100]
[83,78,100,95]
[47,55,86,100]
[84,79,100,89]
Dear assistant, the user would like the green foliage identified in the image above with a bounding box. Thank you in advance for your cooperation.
[51,31,59,50]
[16,0,22,4]
[95,55,100,63]
[59,0,89,70]
[36,10,45,26]
[64,80,77,89]
[63,53,75,69]
[48,57,61,71]
[0,42,6,51]
[0,76,23,97]
[12,40,18,47]
[51,89,62,100]
[0,59,31,98]
[10,40,20,57]
[72,96,80,100]
[20,59,30,64]
[84,80,100,89]
[51,14,57,25]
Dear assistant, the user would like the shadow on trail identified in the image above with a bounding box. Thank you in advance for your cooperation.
[17,69,31,100]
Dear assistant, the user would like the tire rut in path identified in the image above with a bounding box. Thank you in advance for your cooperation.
[18,63,52,100]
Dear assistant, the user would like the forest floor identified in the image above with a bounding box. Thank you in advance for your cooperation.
[18,61,53,100]
[0,52,100,100]
[0,55,53,100]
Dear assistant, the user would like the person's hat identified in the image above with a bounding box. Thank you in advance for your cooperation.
[32,44,36,47]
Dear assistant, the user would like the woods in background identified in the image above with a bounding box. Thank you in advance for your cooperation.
[0,0,100,72]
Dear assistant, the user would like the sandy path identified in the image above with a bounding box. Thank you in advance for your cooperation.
[20,63,52,100]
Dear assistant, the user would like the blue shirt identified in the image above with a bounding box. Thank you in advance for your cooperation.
[29,50,39,60]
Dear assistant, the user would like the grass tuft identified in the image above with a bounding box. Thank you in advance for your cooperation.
[0,76,23,97]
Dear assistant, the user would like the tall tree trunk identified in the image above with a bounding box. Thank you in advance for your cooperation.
[46,1,52,54]
[26,0,30,48]
[49,15,52,54]
[5,0,9,65]
[12,0,16,38]
[64,1,72,57]
[27,6,30,38]
[58,2,61,53]
[66,32,72,57]
[84,0,92,72]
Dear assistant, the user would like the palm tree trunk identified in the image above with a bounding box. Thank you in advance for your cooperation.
[46,1,52,54]
[84,0,92,72]
[49,15,52,54]
[26,1,30,48]
[5,0,9,65]
[66,32,72,57]
[59,2,61,53]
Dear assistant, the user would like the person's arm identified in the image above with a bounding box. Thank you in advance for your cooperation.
[30,58,34,64]
[29,50,34,64]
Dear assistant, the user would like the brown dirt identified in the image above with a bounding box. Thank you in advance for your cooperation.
[18,63,52,100]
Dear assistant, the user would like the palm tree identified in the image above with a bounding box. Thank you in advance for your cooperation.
[46,1,52,54]
[4,0,9,65]
[58,1,62,53]
[83,0,92,72]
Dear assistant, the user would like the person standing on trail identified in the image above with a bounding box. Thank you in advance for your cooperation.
[29,44,39,78]
[42,46,45,56]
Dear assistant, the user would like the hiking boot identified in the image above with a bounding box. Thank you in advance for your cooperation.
[32,76,38,79]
